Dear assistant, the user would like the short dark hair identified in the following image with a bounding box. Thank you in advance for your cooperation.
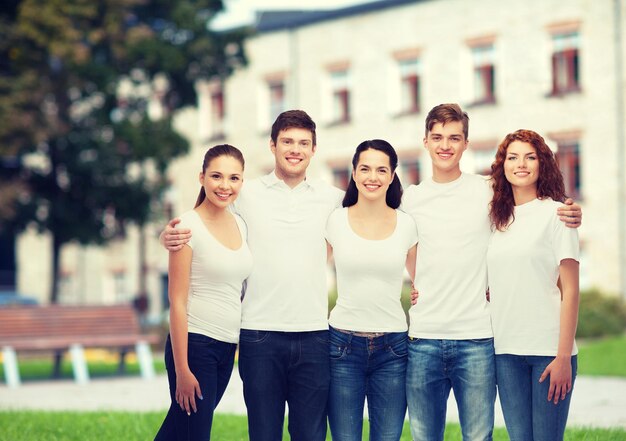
[270,110,317,146]
[342,139,403,209]
[195,144,245,208]
[425,103,470,140]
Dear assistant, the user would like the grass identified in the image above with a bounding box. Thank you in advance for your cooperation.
[0,411,624,441]
[577,335,626,377]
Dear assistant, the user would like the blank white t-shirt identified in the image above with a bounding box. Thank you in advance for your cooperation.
[234,172,344,331]
[326,207,418,333]
[178,210,253,343]
[487,197,579,356]
[402,173,494,339]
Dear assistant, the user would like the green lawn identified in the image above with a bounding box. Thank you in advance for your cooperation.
[1,335,625,382]
[0,411,624,441]
[0,356,166,382]
[577,335,626,377]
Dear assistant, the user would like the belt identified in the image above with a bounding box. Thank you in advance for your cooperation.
[335,328,387,339]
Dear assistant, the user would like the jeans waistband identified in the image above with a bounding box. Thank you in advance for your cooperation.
[334,327,387,339]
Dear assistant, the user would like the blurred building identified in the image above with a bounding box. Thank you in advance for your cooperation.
[12,0,626,314]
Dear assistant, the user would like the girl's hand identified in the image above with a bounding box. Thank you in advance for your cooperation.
[175,369,203,415]
[539,356,572,404]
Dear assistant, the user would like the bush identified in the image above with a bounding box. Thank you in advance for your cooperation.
[577,288,626,338]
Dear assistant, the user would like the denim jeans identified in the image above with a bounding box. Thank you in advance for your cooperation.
[328,327,408,441]
[154,333,236,441]
[406,338,496,441]
[238,329,330,441]
[496,354,577,441]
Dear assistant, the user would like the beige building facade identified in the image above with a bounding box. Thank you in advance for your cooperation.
[15,0,626,314]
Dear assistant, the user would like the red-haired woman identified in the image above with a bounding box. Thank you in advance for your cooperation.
[487,129,579,441]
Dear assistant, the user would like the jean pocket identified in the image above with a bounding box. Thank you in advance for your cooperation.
[388,338,408,358]
[329,344,349,360]
[468,337,494,344]
[313,330,330,345]
[239,329,270,344]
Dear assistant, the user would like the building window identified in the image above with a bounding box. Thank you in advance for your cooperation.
[209,85,225,139]
[330,70,350,124]
[471,44,495,105]
[399,59,421,114]
[268,80,285,123]
[557,141,581,199]
[400,158,421,185]
[332,167,350,190]
[113,270,128,302]
[551,32,580,95]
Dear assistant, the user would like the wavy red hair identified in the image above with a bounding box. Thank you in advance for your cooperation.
[489,129,566,231]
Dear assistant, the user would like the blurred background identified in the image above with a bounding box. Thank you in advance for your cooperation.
[1,0,625,337]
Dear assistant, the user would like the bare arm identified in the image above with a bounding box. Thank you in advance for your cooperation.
[539,258,580,404]
[168,246,202,415]
[557,198,582,228]
[406,245,419,305]
[160,218,192,251]
[326,240,333,264]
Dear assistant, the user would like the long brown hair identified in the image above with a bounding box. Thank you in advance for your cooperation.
[489,129,566,231]
[195,144,245,208]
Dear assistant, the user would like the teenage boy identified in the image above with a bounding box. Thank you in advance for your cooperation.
[161,110,343,441]
[402,103,581,441]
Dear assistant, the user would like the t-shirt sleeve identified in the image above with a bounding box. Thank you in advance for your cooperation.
[552,217,579,265]
[325,208,340,245]
[177,212,195,250]
[402,212,418,248]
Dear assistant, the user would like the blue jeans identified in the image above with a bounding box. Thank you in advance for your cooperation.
[406,338,496,441]
[496,354,577,441]
[328,327,408,441]
[238,329,330,441]
[155,333,236,441]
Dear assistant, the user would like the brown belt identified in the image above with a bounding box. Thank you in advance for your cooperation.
[335,328,387,339]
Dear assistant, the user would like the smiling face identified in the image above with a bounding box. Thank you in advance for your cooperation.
[504,140,539,191]
[352,148,394,203]
[198,155,244,209]
[424,121,468,183]
[270,127,316,187]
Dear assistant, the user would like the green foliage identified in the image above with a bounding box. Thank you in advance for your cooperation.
[578,335,626,377]
[577,289,626,338]
[0,412,623,441]
[0,0,246,301]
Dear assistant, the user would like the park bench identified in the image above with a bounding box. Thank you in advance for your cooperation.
[0,304,160,388]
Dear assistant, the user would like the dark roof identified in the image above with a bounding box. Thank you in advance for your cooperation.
[255,0,425,33]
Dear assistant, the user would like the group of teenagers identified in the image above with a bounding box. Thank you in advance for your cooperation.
[153,103,583,441]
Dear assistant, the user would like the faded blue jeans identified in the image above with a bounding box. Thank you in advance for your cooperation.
[496,354,577,441]
[328,327,408,441]
[238,329,330,441]
[406,338,496,441]
[154,333,236,441]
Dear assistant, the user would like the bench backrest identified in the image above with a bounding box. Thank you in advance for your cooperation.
[0,304,141,341]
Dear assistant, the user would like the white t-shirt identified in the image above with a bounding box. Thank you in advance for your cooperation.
[326,207,418,333]
[402,173,493,339]
[487,197,580,356]
[178,210,253,343]
[234,172,344,331]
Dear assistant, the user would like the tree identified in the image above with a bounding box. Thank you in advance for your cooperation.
[0,0,246,303]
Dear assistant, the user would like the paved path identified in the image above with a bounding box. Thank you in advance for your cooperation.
[1,372,625,429]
